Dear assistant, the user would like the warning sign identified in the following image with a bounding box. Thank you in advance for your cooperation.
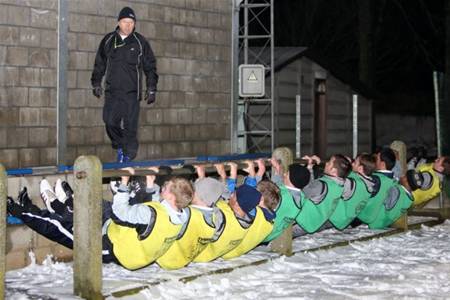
[239,64,265,97]
[247,71,258,82]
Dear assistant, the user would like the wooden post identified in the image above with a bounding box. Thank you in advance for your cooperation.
[391,214,408,231]
[270,147,294,256]
[390,140,408,231]
[0,164,7,299]
[73,156,103,299]
[270,224,293,256]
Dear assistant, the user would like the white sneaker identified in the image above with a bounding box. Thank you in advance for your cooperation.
[40,179,56,213]
[54,179,67,203]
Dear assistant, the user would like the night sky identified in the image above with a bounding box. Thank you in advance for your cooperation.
[271,0,446,115]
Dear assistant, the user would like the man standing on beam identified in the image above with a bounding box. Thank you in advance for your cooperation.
[91,7,158,163]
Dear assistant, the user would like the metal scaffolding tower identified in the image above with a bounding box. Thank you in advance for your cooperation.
[231,0,274,153]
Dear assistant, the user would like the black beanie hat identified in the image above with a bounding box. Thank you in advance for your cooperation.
[118,7,136,22]
[289,164,310,189]
[236,185,261,215]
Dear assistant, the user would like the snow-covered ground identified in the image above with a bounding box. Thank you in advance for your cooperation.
[6,218,450,299]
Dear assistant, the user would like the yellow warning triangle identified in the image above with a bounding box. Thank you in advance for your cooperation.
[247,71,258,82]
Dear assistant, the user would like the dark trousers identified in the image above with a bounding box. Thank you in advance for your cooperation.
[19,203,75,249]
[18,200,113,251]
[103,91,140,160]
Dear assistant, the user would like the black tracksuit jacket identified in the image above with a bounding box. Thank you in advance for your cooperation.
[91,29,158,100]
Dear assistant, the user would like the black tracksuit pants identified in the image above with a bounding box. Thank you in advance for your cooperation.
[103,91,140,160]
[19,202,75,249]
[18,200,113,251]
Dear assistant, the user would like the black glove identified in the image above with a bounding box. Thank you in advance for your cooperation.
[129,178,143,194]
[144,90,156,105]
[92,86,103,98]
[110,180,121,195]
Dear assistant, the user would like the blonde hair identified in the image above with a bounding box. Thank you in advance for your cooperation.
[168,177,194,209]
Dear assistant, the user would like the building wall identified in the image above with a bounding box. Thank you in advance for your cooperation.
[0,0,231,169]
[271,57,372,157]
[376,114,436,154]
[324,68,372,156]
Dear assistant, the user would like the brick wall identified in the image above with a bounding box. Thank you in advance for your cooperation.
[0,0,231,169]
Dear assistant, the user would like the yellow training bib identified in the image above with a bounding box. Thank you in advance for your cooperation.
[107,201,181,270]
[157,206,216,270]
[412,163,441,207]
[193,200,248,263]
[222,207,273,259]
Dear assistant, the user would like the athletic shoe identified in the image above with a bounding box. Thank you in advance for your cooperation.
[40,179,56,213]
[61,181,74,197]
[7,197,24,217]
[54,179,67,203]
[18,187,32,208]
[117,148,124,163]
[122,155,131,163]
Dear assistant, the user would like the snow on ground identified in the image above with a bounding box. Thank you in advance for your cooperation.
[5,218,450,300]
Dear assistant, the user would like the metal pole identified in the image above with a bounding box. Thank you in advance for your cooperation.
[270,0,275,152]
[296,95,301,158]
[433,71,442,157]
[73,156,103,299]
[433,71,444,209]
[234,0,247,153]
[231,0,240,153]
[57,0,68,166]
[242,0,249,153]
[0,164,6,299]
[352,94,358,158]
[244,0,248,65]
